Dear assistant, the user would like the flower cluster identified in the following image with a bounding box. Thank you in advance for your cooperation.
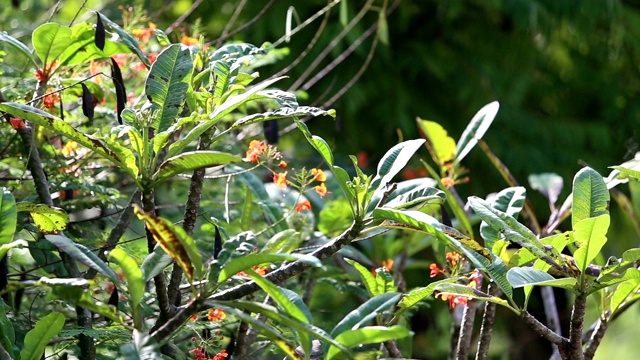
[189,348,228,360]
[244,140,331,213]
[42,88,61,109]
[235,265,267,278]
[430,252,484,309]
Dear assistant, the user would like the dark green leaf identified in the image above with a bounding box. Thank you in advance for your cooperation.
[98,12,150,67]
[218,253,323,282]
[0,189,16,247]
[45,234,120,283]
[480,186,527,248]
[0,299,15,359]
[507,267,577,290]
[345,258,380,297]
[572,167,609,228]
[331,292,401,337]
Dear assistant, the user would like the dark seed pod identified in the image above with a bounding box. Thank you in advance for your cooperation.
[0,257,8,304]
[214,226,222,259]
[108,285,119,307]
[14,268,26,311]
[95,13,105,51]
[80,83,95,121]
[263,119,279,144]
[110,58,126,124]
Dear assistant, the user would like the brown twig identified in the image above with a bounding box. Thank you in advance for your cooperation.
[205,0,275,46]
[475,282,501,360]
[165,0,205,35]
[563,295,587,360]
[583,319,607,360]
[520,311,568,346]
[541,287,563,359]
[455,300,477,360]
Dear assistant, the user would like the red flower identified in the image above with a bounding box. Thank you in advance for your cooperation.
[212,350,229,360]
[429,263,440,278]
[295,200,311,213]
[9,117,25,129]
[207,308,226,321]
[273,172,289,190]
[278,160,288,169]
[189,348,207,360]
[42,89,60,109]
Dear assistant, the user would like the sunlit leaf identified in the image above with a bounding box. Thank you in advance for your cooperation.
[133,205,203,282]
[528,173,563,206]
[20,312,65,360]
[396,278,458,313]
[454,101,499,164]
[151,151,241,187]
[45,234,120,284]
[572,167,609,228]
[345,258,380,297]
[507,267,577,290]
[372,138,426,193]
[109,248,144,329]
[433,283,513,309]
[261,229,299,254]
[573,214,610,274]
[480,186,527,248]
[218,252,323,283]
[16,203,68,234]
[31,23,71,65]
[293,117,335,166]
[328,326,411,360]
[145,44,193,132]
[0,189,17,247]
[416,118,456,167]
[611,278,640,314]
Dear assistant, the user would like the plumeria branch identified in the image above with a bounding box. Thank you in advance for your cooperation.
[475,282,501,360]
[563,295,587,360]
[583,318,607,360]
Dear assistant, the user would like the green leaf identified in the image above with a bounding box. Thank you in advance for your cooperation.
[377,11,389,45]
[375,267,396,294]
[0,299,15,359]
[340,0,349,26]
[32,23,71,65]
[318,198,354,236]
[572,167,609,228]
[331,292,401,337]
[293,117,335,166]
[261,229,298,254]
[145,44,193,132]
[573,214,610,274]
[0,189,17,246]
[0,102,127,169]
[98,12,150,67]
[332,165,356,209]
[592,268,640,291]
[610,165,640,181]
[328,326,411,360]
[433,283,513,309]
[218,253,323,283]
[0,31,37,66]
[20,312,65,360]
[16,202,69,234]
[110,248,144,329]
[611,279,640,313]
[384,185,446,210]
[507,267,577,290]
[345,258,380,297]
[141,245,174,281]
[233,106,333,129]
[416,118,456,166]
[372,139,426,193]
[45,234,120,284]
[151,151,241,187]
[120,330,164,360]
[396,278,458,312]
[508,232,571,268]
[373,207,513,298]
[622,248,640,263]
[454,101,499,164]
[529,173,564,206]
[480,186,527,248]
[57,21,131,66]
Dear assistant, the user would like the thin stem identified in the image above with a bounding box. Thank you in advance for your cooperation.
[541,287,563,360]
[213,0,248,48]
[583,319,607,360]
[475,283,501,360]
[564,295,587,360]
[455,300,477,360]
[520,311,568,346]
[165,0,205,35]
[272,0,341,49]
[205,0,275,46]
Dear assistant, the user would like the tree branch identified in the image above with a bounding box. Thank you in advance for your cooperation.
[520,311,568,347]
[475,282,501,360]
[541,287,563,360]
[455,300,477,360]
[563,295,587,360]
[583,319,606,360]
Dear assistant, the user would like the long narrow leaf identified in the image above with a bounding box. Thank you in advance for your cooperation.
[328,326,411,360]
[109,248,144,329]
[454,101,499,164]
[151,151,241,187]
[45,235,120,284]
[0,190,16,246]
[218,253,323,282]
[331,292,401,337]
[20,312,65,360]
[0,31,37,66]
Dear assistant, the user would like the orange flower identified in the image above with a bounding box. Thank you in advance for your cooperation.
[245,140,267,163]
[278,160,288,169]
[310,168,327,182]
[113,53,128,68]
[382,259,394,271]
[436,293,468,309]
[148,52,158,64]
[235,266,267,278]
[273,172,288,190]
[207,308,226,321]
[429,263,440,278]
[190,313,198,321]
[296,200,312,213]
[43,89,60,109]
[181,36,199,46]
[212,350,229,360]
[61,141,78,156]
[9,117,25,129]
[314,183,329,198]
[445,252,462,266]
[441,177,456,187]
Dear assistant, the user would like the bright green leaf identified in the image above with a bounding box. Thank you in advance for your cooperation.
[0,31,37,66]
[345,258,380,297]
[0,189,17,246]
[20,312,65,360]
[573,214,610,274]
[16,202,69,234]
[416,118,456,167]
[572,167,609,229]
[110,248,144,329]
[328,326,411,360]
[507,267,577,290]
[32,23,71,65]
[151,151,241,187]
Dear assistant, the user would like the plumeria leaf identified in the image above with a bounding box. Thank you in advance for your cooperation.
[371,139,426,194]
[140,245,174,281]
[572,167,610,228]
[396,278,458,314]
[480,186,527,248]
[0,189,17,247]
[133,205,203,282]
[345,258,380,297]
[383,184,446,210]
[0,31,37,66]
[218,253,323,283]
[45,235,120,284]
[293,117,335,167]
[261,229,299,254]
[331,292,401,337]
[507,267,577,290]
[454,101,499,164]
[235,106,333,129]
[610,165,640,181]
[328,326,411,360]
[592,268,640,292]
[98,12,150,67]
[151,151,240,187]
[573,214,610,274]
[417,118,456,167]
[0,299,16,359]
[32,23,71,65]
[109,248,144,329]
[20,312,65,360]
[433,283,513,309]
[611,279,640,314]
[145,44,193,132]
[529,173,564,206]
[16,203,68,234]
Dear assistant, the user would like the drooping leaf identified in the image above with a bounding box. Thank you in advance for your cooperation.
[31,23,71,65]
[293,117,335,167]
[345,258,380,297]
[0,189,17,246]
[218,252,323,283]
[20,312,65,360]
[507,267,577,290]
[416,118,456,167]
[95,12,105,51]
[572,167,610,228]
[151,151,241,187]
[98,12,150,67]
[0,299,15,359]
[0,102,126,168]
[120,330,164,360]
[331,292,401,337]
[16,203,68,234]
[328,326,411,360]
[0,30,37,66]
[133,206,203,282]
[45,234,120,283]
[140,245,174,281]
[145,44,193,132]
[80,83,95,121]
[573,214,610,274]
[110,58,126,124]
[371,138,426,193]
[529,173,564,206]
[109,248,144,329]
[454,101,499,164]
